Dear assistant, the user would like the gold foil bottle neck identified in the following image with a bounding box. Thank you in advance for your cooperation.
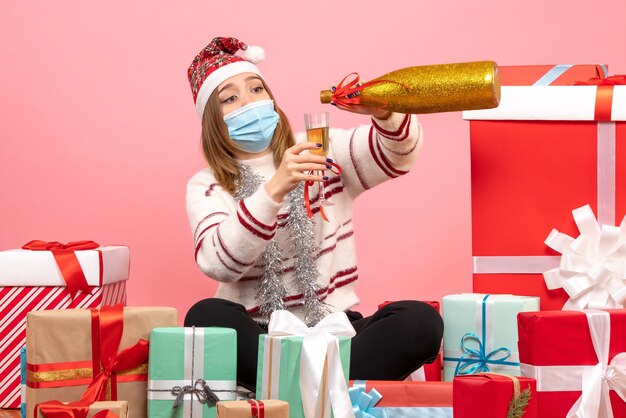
[320,90,333,104]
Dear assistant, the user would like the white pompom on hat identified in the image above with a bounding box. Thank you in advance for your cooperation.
[187,37,266,119]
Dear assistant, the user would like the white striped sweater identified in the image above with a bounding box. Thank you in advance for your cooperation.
[186,112,422,323]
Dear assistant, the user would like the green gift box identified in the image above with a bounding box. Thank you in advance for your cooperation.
[256,334,351,418]
[148,327,237,418]
[442,293,539,381]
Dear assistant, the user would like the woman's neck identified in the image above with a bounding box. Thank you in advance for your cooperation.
[235,147,272,160]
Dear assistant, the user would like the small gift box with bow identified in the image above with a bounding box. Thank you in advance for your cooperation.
[25,305,178,418]
[349,380,453,417]
[216,400,288,418]
[453,373,537,418]
[0,241,129,408]
[35,401,129,418]
[518,309,626,417]
[442,293,539,381]
[463,64,626,311]
[256,310,354,418]
[147,327,238,418]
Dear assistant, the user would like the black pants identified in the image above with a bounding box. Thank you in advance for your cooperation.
[184,298,443,390]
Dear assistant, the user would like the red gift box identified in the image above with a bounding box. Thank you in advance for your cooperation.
[0,243,129,408]
[463,64,626,310]
[518,309,626,417]
[453,373,537,418]
[378,301,443,381]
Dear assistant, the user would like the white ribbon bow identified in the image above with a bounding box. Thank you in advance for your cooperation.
[268,310,357,418]
[543,204,626,310]
[567,310,626,418]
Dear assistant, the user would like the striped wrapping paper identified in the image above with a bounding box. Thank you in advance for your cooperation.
[0,245,129,408]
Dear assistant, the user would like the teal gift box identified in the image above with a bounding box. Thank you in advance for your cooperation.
[147,327,237,418]
[20,346,26,418]
[442,293,539,381]
[256,334,351,418]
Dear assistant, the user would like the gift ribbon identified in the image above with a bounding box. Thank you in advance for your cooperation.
[574,75,626,121]
[348,381,452,418]
[35,401,118,418]
[146,327,237,417]
[247,400,265,418]
[266,310,356,418]
[22,240,100,299]
[80,304,149,403]
[304,162,342,221]
[542,204,626,310]
[328,73,405,108]
[444,295,520,376]
[521,311,626,418]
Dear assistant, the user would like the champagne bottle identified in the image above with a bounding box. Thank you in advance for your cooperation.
[320,61,500,114]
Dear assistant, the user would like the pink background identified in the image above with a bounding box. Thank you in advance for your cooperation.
[1,1,625,322]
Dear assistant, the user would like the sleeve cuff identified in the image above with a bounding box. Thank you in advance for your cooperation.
[236,186,282,240]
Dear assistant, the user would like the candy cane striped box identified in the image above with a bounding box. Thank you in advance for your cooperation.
[0,245,129,408]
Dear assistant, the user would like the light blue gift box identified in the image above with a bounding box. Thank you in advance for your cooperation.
[442,293,539,381]
[147,327,237,418]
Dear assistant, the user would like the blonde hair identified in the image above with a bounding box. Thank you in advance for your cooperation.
[200,79,295,195]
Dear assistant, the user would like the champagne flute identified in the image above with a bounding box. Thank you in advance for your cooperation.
[304,112,333,207]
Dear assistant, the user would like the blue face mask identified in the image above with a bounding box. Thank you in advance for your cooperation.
[223,100,280,153]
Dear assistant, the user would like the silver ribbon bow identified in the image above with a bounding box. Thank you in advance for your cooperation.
[171,378,220,409]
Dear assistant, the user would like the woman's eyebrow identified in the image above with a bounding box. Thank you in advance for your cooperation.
[217,83,233,95]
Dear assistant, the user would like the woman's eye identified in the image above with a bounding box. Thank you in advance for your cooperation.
[252,86,264,94]
[221,95,236,104]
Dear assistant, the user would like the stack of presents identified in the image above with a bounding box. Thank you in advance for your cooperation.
[1,64,625,417]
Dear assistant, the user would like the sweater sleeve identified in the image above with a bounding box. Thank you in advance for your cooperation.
[330,112,423,199]
[186,172,282,283]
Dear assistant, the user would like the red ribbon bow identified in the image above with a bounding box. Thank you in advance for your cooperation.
[35,401,118,418]
[247,400,265,418]
[573,75,626,121]
[22,240,100,299]
[79,304,150,403]
[329,72,408,109]
[304,162,342,222]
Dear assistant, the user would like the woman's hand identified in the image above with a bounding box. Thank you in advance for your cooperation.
[265,142,330,203]
[334,103,392,120]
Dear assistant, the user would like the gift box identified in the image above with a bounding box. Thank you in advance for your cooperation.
[0,242,129,408]
[453,373,537,418]
[518,309,626,417]
[216,400,288,418]
[256,311,354,418]
[147,327,237,418]
[442,293,539,381]
[462,64,626,310]
[25,305,177,418]
[35,401,129,418]
[349,380,453,417]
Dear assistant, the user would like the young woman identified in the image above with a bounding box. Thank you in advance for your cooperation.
[185,37,443,390]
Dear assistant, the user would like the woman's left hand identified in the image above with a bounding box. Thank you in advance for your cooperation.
[334,103,392,120]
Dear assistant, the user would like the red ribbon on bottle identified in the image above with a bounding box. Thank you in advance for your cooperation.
[574,75,626,121]
[22,240,100,299]
[304,162,342,221]
[329,72,408,108]
[79,304,149,403]
[247,399,265,418]
[35,400,118,418]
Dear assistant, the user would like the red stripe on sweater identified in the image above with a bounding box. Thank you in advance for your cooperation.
[315,230,355,259]
[217,227,255,267]
[368,126,398,179]
[215,250,243,275]
[193,211,228,241]
[239,200,277,231]
[349,127,371,190]
[194,222,220,247]
[379,129,420,156]
[371,114,409,138]
[237,212,275,240]
[375,136,409,176]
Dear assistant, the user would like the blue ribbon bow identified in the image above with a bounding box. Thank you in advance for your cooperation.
[349,381,385,418]
[445,295,520,377]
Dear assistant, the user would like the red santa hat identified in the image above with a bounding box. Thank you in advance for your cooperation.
[188,37,266,119]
